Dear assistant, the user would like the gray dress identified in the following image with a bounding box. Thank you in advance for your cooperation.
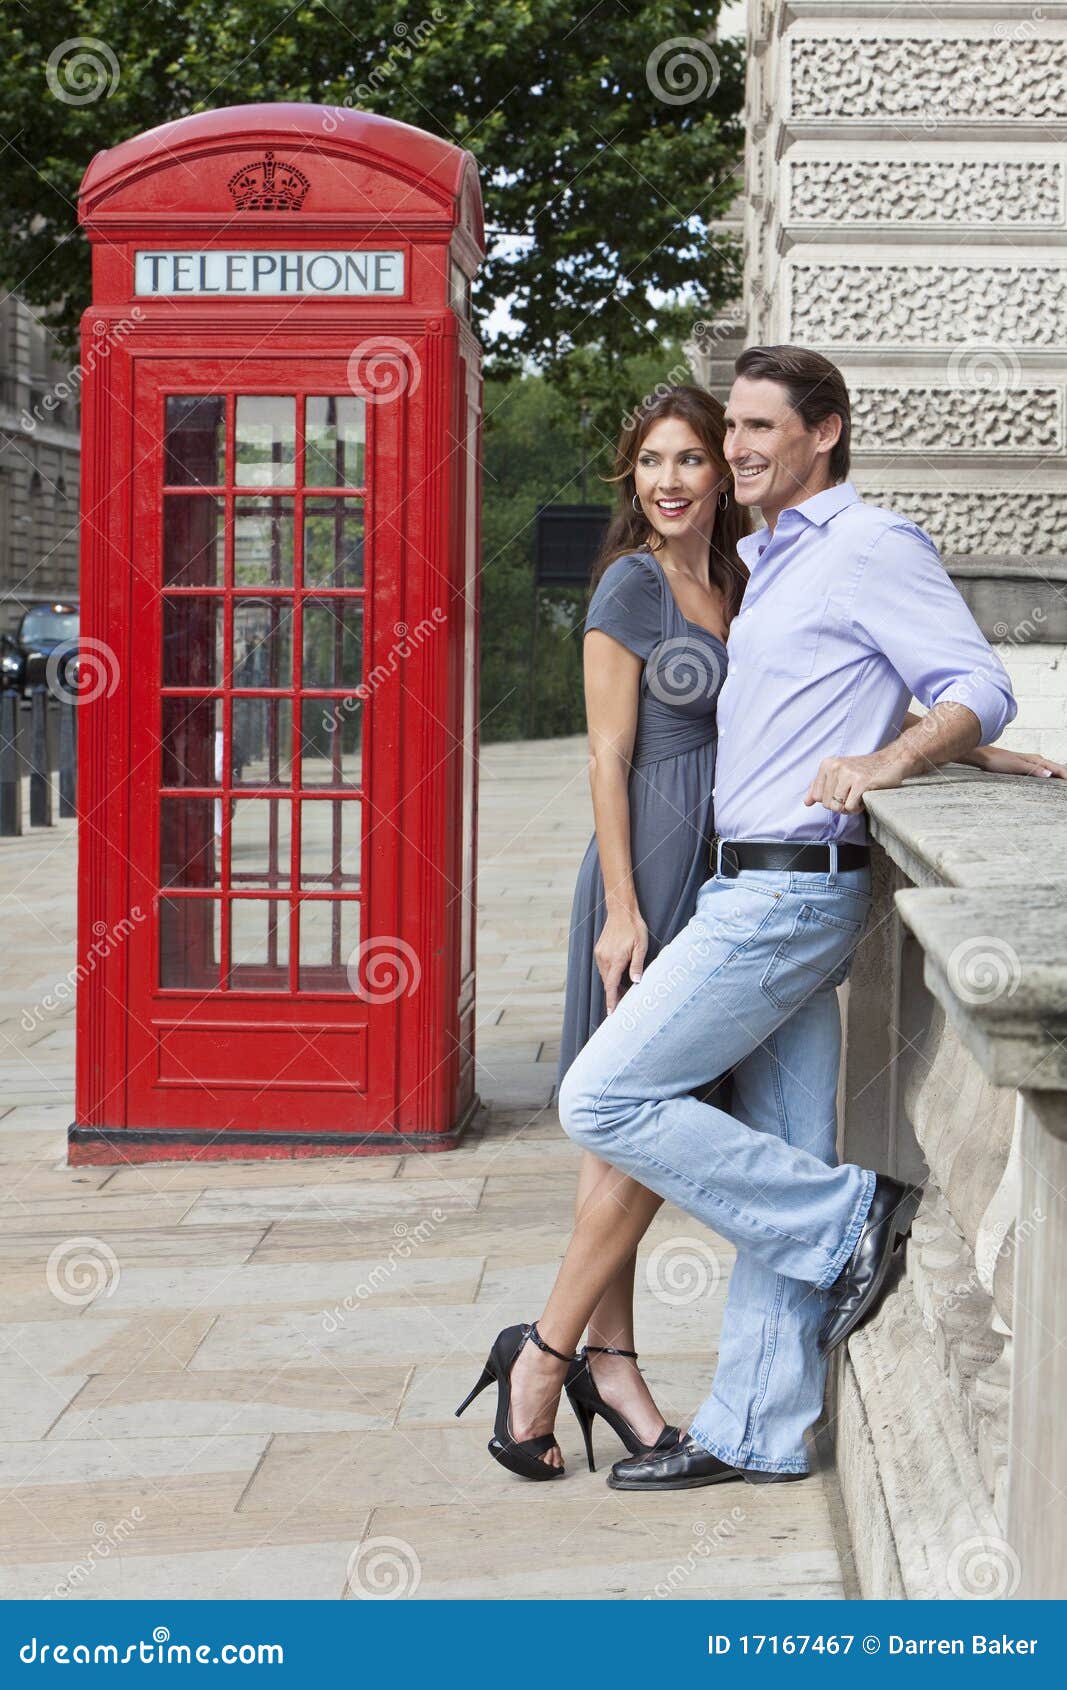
[557,550,727,1088]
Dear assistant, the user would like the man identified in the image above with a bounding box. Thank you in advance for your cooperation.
[556,345,1017,1489]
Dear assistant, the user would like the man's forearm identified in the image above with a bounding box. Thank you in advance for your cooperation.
[880,701,983,778]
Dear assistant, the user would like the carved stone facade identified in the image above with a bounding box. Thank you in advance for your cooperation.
[742,3,1067,763]
[790,262,1067,348]
[788,36,1066,121]
[861,492,1067,557]
[850,388,1062,454]
[788,160,1065,226]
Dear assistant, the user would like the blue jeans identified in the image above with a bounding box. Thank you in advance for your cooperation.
[557,861,877,1474]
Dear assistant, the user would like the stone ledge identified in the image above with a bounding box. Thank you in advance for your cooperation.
[866,770,1067,890]
[895,887,1067,1090]
[865,772,1067,1090]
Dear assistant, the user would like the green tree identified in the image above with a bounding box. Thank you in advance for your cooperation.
[0,1,744,366]
[0,2,746,739]
[481,321,713,742]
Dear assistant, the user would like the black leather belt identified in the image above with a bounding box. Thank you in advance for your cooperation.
[716,839,871,876]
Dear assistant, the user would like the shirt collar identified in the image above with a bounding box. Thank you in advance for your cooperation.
[737,480,859,565]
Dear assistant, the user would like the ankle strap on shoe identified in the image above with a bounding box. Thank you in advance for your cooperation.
[584,1344,638,1359]
[526,1321,581,1365]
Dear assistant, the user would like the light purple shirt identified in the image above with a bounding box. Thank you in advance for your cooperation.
[713,481,1017,845]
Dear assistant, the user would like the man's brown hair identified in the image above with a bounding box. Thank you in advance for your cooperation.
[734,345,851,483]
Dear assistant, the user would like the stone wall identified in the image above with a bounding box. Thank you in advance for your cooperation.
[836,772,1067,1600]
[741,1,1067,763]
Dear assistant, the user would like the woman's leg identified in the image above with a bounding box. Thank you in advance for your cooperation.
[506,1152,665,1466]
[577,1151,668,1445]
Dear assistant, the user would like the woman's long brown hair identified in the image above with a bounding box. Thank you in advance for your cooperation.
[589,385,750,625]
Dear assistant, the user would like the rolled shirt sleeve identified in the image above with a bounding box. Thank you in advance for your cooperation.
[850,520,1018,746]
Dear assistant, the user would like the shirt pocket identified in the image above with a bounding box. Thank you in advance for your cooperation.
[756,588,832,680]
[759,901,865,1011]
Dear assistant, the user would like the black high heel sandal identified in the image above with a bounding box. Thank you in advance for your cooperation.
[455,1320,580,1481]
[564,1344,680,1473]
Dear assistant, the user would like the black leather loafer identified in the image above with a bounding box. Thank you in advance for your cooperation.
[818,1173,923,1355]
[607,1435,809,1491]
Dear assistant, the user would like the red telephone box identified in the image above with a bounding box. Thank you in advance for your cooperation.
[70,104,484,1163]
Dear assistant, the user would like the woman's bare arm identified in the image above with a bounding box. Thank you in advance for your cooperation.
[583,630,649,1011]
[900,710,1065,778]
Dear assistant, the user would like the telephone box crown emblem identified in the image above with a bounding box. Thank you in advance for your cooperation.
[227,150,310,211]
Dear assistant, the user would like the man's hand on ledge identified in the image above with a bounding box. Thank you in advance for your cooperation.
[804,747,915,815]
[806,701,986,813]
[961,744,1067,779]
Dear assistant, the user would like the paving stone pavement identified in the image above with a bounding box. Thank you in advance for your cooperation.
[0,737,849,1600]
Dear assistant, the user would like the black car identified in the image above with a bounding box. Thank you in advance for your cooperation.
[16,602,80,693]
[0,634,24,692]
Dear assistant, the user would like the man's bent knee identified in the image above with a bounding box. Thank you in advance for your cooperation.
[557,1063,602,1150]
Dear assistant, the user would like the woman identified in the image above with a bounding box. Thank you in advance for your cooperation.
[458,384,1065,1481]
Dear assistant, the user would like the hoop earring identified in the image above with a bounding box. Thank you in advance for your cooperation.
[632,494,642,512]
[717,489,730,513]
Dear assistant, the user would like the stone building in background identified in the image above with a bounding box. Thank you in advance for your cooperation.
[740,1,1067,1600]
[0,296,81,633]
[741,0,1067,763]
